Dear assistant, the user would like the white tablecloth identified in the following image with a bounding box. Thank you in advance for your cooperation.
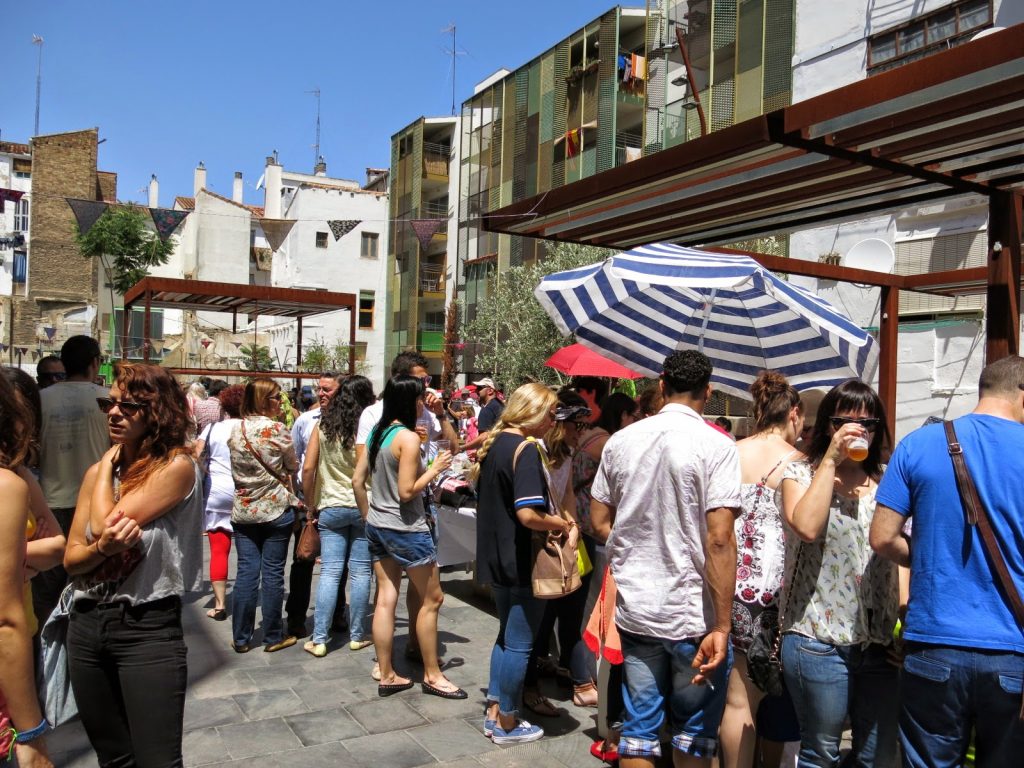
[435,504,477,567]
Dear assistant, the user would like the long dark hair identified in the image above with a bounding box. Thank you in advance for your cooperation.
[321,375,375,450]
[366,375,424,474]
[0,372,34,470]
[595,392,638,435]
[805,379,890,479]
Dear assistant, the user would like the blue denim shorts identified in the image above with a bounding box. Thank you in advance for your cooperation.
[618,628,732,759]
[365,523,436,568]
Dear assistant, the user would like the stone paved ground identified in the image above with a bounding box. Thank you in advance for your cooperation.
[47,546,612,768]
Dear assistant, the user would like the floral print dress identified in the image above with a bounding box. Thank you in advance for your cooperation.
[778,460,899,647]
[228,416,300,524]
[731,451,796,653]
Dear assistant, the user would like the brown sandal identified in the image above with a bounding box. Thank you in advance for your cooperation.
[573,681,599,708]
[523,688,560,717]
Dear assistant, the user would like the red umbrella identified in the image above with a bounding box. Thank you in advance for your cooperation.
[545,343,644,379]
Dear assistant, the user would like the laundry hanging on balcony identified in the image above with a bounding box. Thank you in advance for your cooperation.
[328,219,360,241]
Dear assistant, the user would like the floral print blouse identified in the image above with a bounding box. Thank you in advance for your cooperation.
[778,460,899,647]
[228,416,300,524]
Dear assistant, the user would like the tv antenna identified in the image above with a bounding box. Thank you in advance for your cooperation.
[307,88,321,171]
[442,24,466,116]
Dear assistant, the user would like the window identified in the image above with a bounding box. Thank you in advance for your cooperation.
[358,290,375,329]
[896,231,986,315]
[315,231,328,248]
[868,0,992,73]
[13,159,30,179]
[12,251,27,284]
[112,308,165,357]
[13,199,29,233]
[360,232,379,259]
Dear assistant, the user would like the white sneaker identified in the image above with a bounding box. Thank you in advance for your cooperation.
[491,719,544,745]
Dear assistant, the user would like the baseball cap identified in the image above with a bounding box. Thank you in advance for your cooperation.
[471,377,496,390]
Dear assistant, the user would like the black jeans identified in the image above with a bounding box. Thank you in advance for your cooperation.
[67,596,187,768]
[31,506,76,631]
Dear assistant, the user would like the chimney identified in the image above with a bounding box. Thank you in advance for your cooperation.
[314,156,327,176]
[148,174,159,208]
[263,153,283,219]
[193,162,207,196]
[232,171,244,203]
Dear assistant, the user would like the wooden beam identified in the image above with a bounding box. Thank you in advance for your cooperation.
[878,285,899,442]
[985,191,1023,363]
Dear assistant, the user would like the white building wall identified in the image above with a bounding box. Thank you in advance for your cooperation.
[789,0,1017,440]
[0,151,32,300]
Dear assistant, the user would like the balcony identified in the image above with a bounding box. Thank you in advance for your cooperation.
[421,199,450,220]
[419,263,445,295]
[423,142,451,178]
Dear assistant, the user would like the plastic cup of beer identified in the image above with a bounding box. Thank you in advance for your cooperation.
[848,435,870,462]
[435,440,451,454]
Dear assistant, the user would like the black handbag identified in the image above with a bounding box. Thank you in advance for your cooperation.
[746,609,785,697]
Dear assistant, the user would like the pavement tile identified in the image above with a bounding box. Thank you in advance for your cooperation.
[339,730,436,768]
[242,661,312,688]
[283,706,367,746]
[232,688,310,719]
[184,696,247,730]
[216,716,303,759]
[270,741,361,768]
[291,677,376,710]
[406,688,486,723]
[189,668,260,700]
[345,697,429,735]
[475,742,572,767]
[408,719,498,762]
[183,726,231,767]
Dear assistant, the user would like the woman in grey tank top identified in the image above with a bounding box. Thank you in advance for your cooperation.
[63,363,202,768]
[353,375,466,700]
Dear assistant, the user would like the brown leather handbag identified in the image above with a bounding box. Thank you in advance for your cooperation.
[512,437,582,599]
[294,509,320,562]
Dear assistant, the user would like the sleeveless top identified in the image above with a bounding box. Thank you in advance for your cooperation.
[572,428,608,536]
[730,450,796,652]
[74,457,204,606]
[366,424,427,533]
[315,425,358,509]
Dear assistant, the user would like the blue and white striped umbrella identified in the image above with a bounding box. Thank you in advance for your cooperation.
[535,243,878,398]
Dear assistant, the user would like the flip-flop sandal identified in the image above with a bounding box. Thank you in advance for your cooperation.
[421,681,468,699]
[207,608,227,621]
[378,680,414,697]
[523,691,560,717]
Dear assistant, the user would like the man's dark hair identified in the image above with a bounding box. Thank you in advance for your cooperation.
[661,350,713,398]
[979,355,1024,398]
[60,335,101,378]
[37,355,62,372]
[207,379,229,398]
[391,351,429,377]
[715,416,733,432]
[571,376,609,403]
[318,370,344,382]
[199,376,213,390]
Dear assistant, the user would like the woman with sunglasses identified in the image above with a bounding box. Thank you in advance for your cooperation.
[778,379,900,768]
[227,379,302,654]
[64,363,203,767]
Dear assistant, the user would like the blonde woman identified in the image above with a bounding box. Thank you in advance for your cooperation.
[473,383,573,745]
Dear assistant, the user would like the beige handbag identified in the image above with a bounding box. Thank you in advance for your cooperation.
[512,437,582,599]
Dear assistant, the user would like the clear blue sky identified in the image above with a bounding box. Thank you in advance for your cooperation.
[8,1,626,207]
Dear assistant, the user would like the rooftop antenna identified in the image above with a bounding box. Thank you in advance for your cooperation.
[441,24,466,116]
[32,35,43,136]
[307,88,321,171]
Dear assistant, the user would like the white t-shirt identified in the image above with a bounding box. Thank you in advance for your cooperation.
[40,381,111,509]
[356,401,441,458]
[199,420,238,531]
[592,403,741,641]
[291,408,320,487]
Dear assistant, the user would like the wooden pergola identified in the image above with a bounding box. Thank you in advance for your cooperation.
[121,277,358,380]
[485,24,1024,436]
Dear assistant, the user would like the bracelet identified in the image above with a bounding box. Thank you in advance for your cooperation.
[14,717,49,744]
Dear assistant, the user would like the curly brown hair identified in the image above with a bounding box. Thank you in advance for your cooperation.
[113,363,193,492]
[217,384,245,419]
[0,372,34,470]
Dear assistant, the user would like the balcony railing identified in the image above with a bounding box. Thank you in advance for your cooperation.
[421,200,450,219]
[423,141,451,177]
[420,263,444,293]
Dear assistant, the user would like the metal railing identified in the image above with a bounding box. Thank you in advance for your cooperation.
[421,200,450,219]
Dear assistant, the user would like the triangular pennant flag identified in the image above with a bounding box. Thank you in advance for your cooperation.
[66,198,110,236]
[328,220,360,241]
[259,219,296,251]
[409,219,445,251]
[200,339,212,349]
[43,326,56,341]
[231,341,243,349]
[16,347,29,356]
[252,247,273,271]
[0,343,6,352]
[151,340,164,354]
[150,207,190,242]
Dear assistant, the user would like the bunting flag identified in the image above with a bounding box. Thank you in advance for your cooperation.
[259,219,295,251]
[150,340,164,354]
[0,343,6,352]
[150,207,190,242]
[67,198,110,236]
[0,188,25,214]
[16,347,28,357]
[328,220,360,241]
[231,341,243,349]
[409,219,445,251]
[200,339,212,349]
[43,327,56,341]
[252,247,273,271]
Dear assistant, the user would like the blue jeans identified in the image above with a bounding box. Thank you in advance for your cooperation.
[487,585,547,716]
[232,511,294,647]
[312,506,372,644]
[618,629,732,759]
[900,642,1024,768]
[781,634,899,768]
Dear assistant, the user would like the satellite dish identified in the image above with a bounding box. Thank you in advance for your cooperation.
[972,27,1005,41]
[845,238,895,274]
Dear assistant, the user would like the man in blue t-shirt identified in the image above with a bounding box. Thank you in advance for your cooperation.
[871,355,1024,767]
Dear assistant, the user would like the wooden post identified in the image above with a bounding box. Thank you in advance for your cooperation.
[142,290,152,363]
[120,301,131,362]
[296,316,303,391]
[349,306,357,376]
[986,191,1023,363]
[878,285,899,442]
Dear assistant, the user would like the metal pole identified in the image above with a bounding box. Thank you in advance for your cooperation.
[32,36,43,136]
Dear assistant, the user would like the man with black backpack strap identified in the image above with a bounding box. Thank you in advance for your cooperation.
[871,355,1024,768]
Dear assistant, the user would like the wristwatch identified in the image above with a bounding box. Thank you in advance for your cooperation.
[14,718,49,744]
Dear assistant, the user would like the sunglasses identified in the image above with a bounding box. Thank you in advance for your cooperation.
[96,397,147,417]
[829,416,880,430]
[420,375,433,387]
[269,393,283,402]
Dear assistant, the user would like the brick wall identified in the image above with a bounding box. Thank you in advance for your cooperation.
[11,128,116,352]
